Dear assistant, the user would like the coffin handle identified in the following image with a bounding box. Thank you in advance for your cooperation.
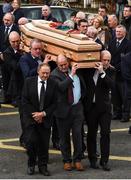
[43,43,47,50]
[63,50,72,59]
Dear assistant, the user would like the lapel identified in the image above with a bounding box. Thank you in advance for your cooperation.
[2,25,6,33]
[44,78,51,104]
[29,53,38,65]
[9,46,15,54]
[58,68,67,79]
[115,38,127,53]
[33,77,39,107]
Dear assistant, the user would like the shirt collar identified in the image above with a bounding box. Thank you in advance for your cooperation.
[117,37,125,44]
[5,24,13,30]
[38,76,46,84]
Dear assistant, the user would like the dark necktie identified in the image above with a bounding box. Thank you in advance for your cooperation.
[116,41,120,48]
[65,72,74,104]
[39,81,45,111]
[4,26,9,41]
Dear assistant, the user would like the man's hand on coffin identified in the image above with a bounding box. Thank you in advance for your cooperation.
[71,63,78,76]
[19,42,24,51]
[95,62,104,74]
[44,54,52,63]
[32,112,44,123]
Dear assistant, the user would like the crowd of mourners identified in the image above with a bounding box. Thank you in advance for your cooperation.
[0,0,131,176]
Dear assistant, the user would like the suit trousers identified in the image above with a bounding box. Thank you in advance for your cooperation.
[87,103,111,163]
[24,124,51,167]
[111,80,123,118]
[123,82,131,120]
[57,102,84,163]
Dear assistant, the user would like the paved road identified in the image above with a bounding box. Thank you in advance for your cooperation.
[0,104,131,179]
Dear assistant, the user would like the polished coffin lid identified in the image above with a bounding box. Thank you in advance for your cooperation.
[20,20,101,68]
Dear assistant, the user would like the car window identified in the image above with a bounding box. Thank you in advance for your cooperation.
[22,8,41,19]
[51,8,63,22]
[62,9,74,21]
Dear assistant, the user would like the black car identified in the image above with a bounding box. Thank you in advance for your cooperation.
[20,5,77,23]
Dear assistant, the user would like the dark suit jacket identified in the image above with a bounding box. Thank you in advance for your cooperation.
[22,76,57,129]
[0,24,20,52]
[108,37,131,81]
[121,52,131,99]
[19,53,41,79]
[51,67,86,119]
[83,68,114,113]
[3,46,23,97]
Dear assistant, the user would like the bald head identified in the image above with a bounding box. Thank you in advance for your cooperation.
[57,54,69,73]
[18,17,29,25]
[9,31,20,50]
[9,31,20,40]
[101,50,111,70]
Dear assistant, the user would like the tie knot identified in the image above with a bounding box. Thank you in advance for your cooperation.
[65,72,69,76]
[40,81,45,85]
[35,57,39,61]
[116,41,120,47]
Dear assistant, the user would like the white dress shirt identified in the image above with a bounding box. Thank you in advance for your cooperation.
[37,76,47,101]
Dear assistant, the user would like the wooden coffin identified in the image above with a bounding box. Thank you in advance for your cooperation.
[20,20,101,68]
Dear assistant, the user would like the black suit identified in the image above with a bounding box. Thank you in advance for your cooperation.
[83,68,114,164]
[51,68,86,163]
[108,37,131,118]
[3,46,24,135]
[19,52,44,145]
[121,52,131,120]
[0,24,20,52]
[22,76,57,167]
[3,46,23,101]
[0,24,20,102]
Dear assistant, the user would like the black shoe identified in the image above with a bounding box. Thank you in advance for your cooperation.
[90,161,99,169]
[100,162,110,171]
[120,119,129,123]
[96,151,100,157]
[39,166,50,176]
[128,126,131,134]
[27,166,35,175]
[53,143,60,150]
